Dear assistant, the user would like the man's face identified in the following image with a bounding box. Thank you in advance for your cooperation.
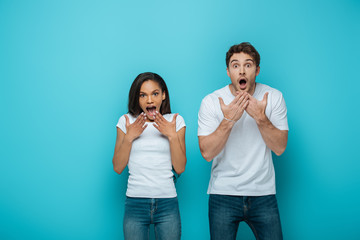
[227,52,260,96]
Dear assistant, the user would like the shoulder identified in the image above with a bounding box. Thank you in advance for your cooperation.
[163,113,185,123]
[117,113,137,128]
[255,83,284,99]
[202,85,229,104]
[163,113,186,132]
[119,113,137,123]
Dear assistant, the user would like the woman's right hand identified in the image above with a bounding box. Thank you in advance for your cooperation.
[124,113,147,142]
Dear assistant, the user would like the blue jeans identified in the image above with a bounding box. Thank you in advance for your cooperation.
[209,194,283,240]
[123,197,181,240]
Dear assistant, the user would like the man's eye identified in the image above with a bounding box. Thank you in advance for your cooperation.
[246,64,251,68]
[233,65,238,68]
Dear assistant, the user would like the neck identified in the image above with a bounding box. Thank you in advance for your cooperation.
[229,83,256,96]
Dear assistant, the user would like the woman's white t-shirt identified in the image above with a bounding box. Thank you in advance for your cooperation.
[117,113,185,198]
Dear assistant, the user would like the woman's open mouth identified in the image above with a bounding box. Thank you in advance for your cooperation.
[146,106,157,116]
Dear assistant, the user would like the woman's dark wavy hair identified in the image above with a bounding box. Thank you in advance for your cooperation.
[128,72,171,117]
[226,42,260,68]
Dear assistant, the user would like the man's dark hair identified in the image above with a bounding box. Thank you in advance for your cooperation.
[226,42,260,68]
[128,72,171,117]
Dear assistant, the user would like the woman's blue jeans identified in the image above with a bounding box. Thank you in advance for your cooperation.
[123,197,181,240]
[209,194,283,240]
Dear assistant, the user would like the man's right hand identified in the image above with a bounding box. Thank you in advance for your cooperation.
[218,91,249,122]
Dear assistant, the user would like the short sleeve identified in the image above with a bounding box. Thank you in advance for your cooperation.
[269,92,289,131]
[116,115,127,134]
[175,115,186,132]
[198,96,220,136]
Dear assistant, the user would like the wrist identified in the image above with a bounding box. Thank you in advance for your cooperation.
[167,132,178,141]
[222,117,236,128]
[255,113,269,126]
[224,117,236,123]
[124,134,135,143]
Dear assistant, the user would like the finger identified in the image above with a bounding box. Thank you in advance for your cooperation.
[156,111,166,122]
[135,113,145,125]
[142,123,148,130]
[263,92,269,104]
[134,113,143,124]
[218,97,225,108]
[236,94,245,106]
[124,115,130,127]
[153,123,160,131]
[241,100,249,110]
[138,115,146,126]
[172,113,178,123]
[154,115,161,126]
[233,92,245,105]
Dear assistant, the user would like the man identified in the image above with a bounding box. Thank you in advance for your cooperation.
[198,42,288,240]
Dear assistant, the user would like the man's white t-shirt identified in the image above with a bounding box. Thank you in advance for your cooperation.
[198,83,288,196]
[117,113,185,198]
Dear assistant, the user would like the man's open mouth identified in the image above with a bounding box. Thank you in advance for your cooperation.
[239,79,247,88]
[146,106,157,115]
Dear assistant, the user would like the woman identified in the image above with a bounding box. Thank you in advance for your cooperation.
[112,72,186,240]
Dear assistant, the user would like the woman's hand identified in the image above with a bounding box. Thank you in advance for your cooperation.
[153,112,177,139]
[124,113,147,142]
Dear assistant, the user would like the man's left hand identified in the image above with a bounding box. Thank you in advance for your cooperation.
[245,92,269,122]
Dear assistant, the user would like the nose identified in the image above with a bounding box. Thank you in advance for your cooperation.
[239,66,245,75]
[146,95,153,103]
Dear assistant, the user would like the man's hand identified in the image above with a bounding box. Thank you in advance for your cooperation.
[124,113,147,142]
[219,91,249,122]
[245,92,269,123]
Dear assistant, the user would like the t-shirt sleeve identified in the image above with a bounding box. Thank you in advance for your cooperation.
[269,91,289,131]
[175,114,186,132]
[198,96,220,136]
[116,115,127,134]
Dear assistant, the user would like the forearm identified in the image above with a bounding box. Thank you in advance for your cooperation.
[112,136,133,174]
[199,119,235,162]
[168,134,186,174]
[256,115,288,156]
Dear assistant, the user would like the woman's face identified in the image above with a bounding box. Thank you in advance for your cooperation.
[139,80,166,121]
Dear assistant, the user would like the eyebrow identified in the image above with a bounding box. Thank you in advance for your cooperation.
[230,59,254,63]
[139,89,160,94]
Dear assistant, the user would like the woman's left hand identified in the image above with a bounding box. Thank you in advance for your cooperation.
[153,112,178,139]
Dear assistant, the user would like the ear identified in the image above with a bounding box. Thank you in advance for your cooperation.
[256,66,260,76]
[162,91,166,101]
[226,67,230,77]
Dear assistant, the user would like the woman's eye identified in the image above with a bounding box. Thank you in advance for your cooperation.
[140,94,145,98]
[153,92,159,96]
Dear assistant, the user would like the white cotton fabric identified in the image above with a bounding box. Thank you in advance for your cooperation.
[198,83,289,196]
[117,113,185,198]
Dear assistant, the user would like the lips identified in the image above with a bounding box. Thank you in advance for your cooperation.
[146,106,157,116]
[239,78,247,89]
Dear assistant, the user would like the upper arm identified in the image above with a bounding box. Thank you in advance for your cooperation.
[198,96,220,136]
[268,91,289,131]
[114,127,126,152]
[177,127,186,154]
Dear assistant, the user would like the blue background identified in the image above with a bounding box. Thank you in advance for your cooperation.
[1,0,359,239]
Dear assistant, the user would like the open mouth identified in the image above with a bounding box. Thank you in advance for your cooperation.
[146,106,157,116]
[239,79,247,89]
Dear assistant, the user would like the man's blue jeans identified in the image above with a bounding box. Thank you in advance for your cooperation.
[123,197,181,240]
[209,194,283,240]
